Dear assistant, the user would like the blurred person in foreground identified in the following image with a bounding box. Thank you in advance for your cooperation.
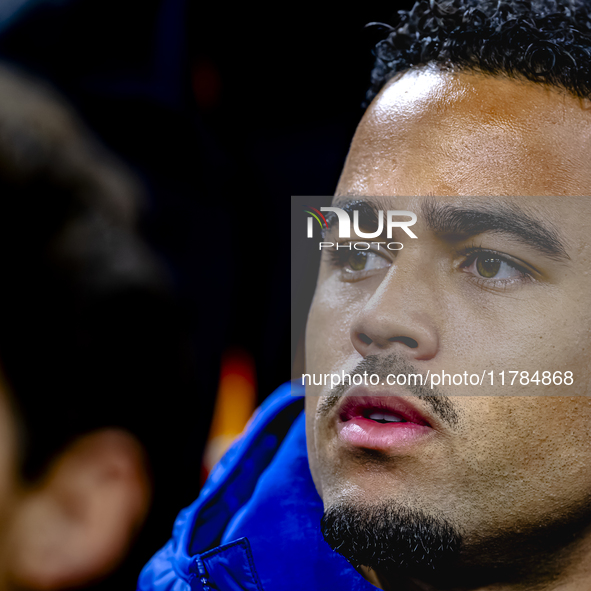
[139,1,591,590]
[0,61,201,590]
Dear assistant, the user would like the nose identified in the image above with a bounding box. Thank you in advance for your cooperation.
[349,267,439,361]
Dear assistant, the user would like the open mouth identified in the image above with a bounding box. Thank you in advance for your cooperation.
[335,396,433,450]
[339,397,430,427]
[363,411,407,424]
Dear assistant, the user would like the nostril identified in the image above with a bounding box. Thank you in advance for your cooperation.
[389,336,418,348]
[358,333,373,345]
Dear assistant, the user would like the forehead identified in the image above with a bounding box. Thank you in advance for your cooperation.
[337,67,591,197]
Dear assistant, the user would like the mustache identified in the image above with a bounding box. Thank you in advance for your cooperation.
[316,353,460,428]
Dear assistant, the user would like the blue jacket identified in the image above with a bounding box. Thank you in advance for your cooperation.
[137,382,377,590]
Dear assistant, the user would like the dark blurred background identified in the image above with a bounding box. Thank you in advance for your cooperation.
[0,0,414,587]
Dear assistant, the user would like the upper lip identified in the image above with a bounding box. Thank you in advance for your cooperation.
[335,388,433,427]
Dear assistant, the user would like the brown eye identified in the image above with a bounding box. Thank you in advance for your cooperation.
[476,256,501,278]
[462,250,530,284]
[348,251,368,271]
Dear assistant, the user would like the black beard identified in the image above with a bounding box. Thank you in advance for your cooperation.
[321,501,462,579]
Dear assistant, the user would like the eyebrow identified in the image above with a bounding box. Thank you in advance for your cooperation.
[332,199,383,228]
[331,196,570,261]
[421,199,570,262]
[325,198,388,236]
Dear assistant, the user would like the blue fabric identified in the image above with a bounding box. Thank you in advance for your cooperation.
[137,382,377,591]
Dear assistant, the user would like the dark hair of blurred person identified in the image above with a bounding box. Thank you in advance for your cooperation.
[0,60,206,590]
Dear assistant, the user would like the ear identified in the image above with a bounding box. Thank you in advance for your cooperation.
[8,429,151,590]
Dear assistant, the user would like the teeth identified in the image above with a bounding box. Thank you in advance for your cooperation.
[368,412,405,423]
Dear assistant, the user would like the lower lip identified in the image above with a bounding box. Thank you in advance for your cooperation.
[337,417,432,450]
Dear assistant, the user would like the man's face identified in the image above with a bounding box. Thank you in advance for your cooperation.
[305,68,591,575]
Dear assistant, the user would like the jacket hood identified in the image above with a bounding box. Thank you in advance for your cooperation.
[137,381,376,591]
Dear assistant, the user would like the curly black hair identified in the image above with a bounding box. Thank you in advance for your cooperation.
[366,0,591,106]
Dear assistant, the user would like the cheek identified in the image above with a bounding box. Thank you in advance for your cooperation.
[450,397,591,524]
[305,277,370,371]
[304,399,322,497]
[430,277,591,395]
